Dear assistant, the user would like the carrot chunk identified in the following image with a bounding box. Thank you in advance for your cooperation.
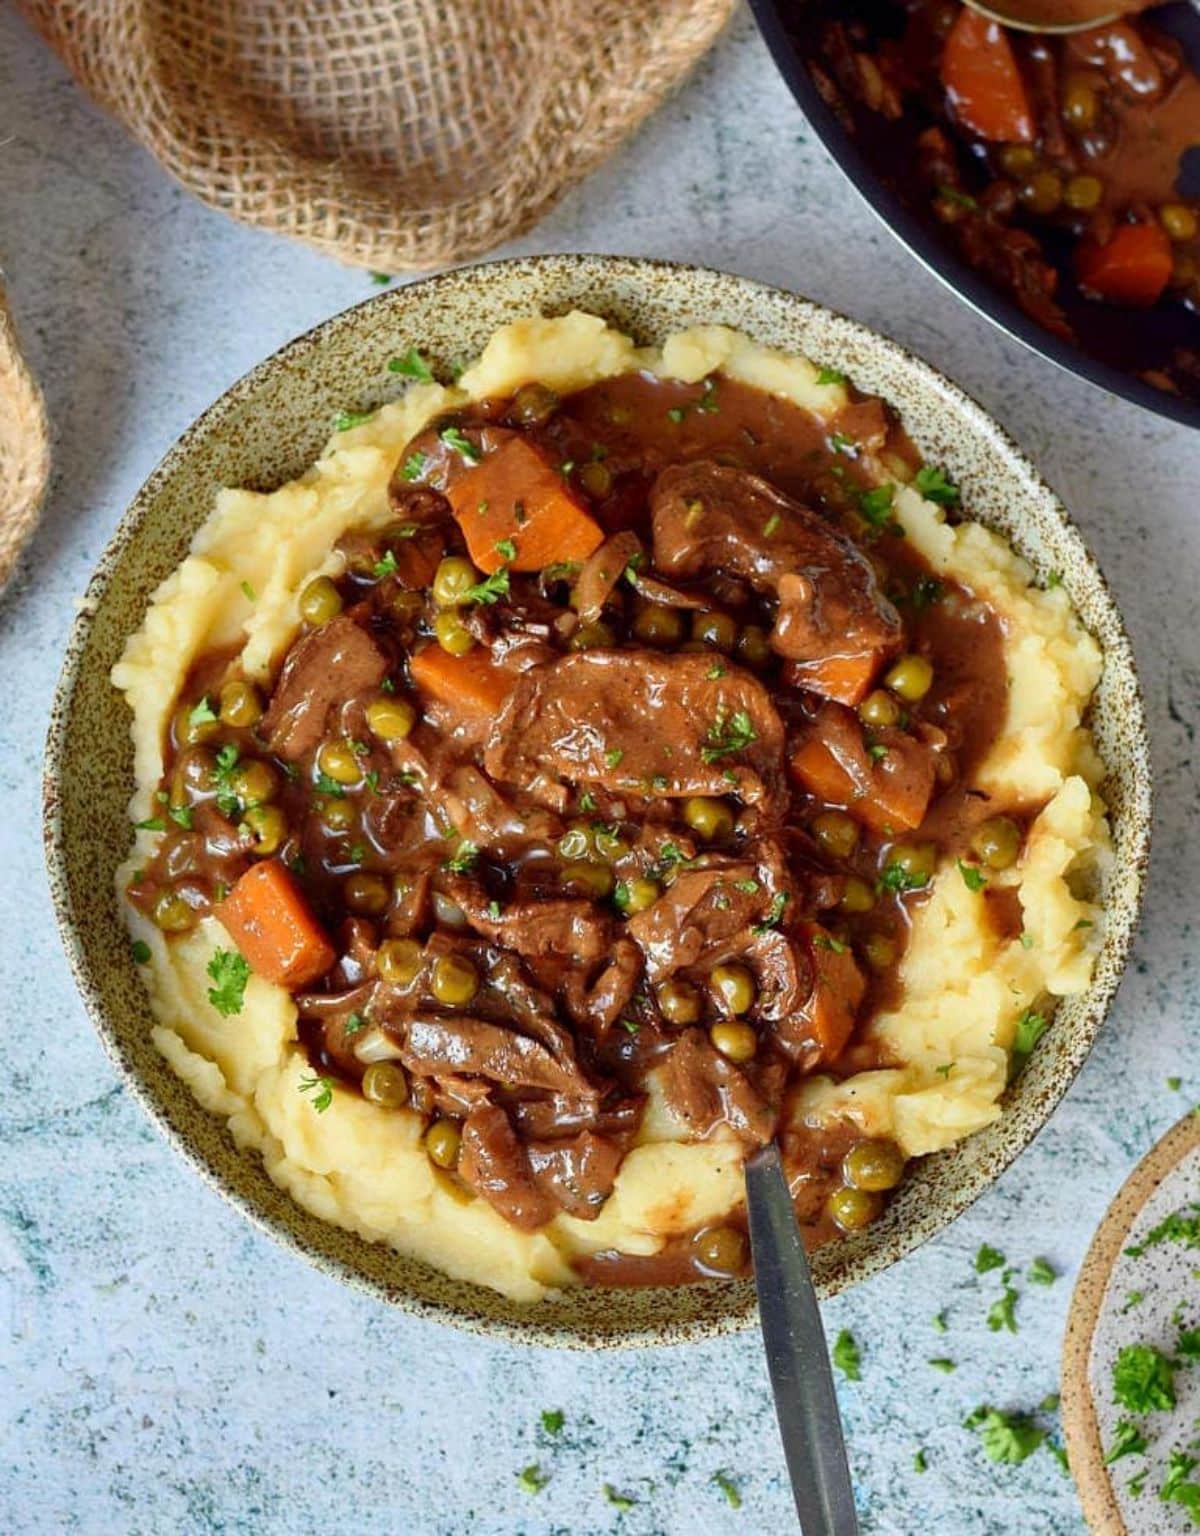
[802,925,867,1062]
[790,719,935,835]
[1075,221,1173,308]
[446,436,604,573]
[218,860,336,990]
[782,652,883,709]
[409,644,516,721]
[941,7,1035,143]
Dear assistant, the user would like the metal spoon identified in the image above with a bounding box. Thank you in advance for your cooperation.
[745,1144,859,1536]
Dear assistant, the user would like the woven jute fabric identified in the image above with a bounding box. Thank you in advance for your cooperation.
[17,0,735,271]
[0,291,50,594]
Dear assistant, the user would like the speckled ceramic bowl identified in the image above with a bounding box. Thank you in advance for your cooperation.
[43,255,1152,1348]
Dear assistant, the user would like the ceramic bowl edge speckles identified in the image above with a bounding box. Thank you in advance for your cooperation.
[42,255,1153,1349]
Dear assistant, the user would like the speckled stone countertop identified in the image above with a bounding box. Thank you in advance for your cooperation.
[1,7,1197,1534]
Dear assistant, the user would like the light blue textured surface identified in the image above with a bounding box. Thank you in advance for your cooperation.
[1,7,1197,1533]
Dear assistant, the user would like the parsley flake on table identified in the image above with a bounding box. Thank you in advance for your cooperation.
[975,1243,1006,1274]
[957,859,987,892]
[1104,1419,1148,1464]
[298,1074,333,1113]
[440,425,481,464]
[540,1409,564,1435]
[832,1329,862,1381]
[388,348,433,382]
[987,1280,1019,1334]
[932,1310,948,1334]
[701,708,758,764]
[712,1471,741,1509]
[965,1406,1045,1465]
[1169,1076,1184,1091]
[206,949,250,1017]
[913,1448,929,1473]
[914,465,961,507]
[1027,1256,1057,1286]
[603,1484,636,1510]
[929,1358,957,1374]
[516,1464,549,1495]
[1112,1344,1176,1414]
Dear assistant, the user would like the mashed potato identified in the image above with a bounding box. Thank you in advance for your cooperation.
[113,314,1109,1300]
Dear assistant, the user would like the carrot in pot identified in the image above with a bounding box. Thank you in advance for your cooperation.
[1075,221,1173,307]
[802,925,867,1062]
[940,7,1035,143]
[790,719,936,835]
[217,859,336,990]
[446,435,604,574]
[782,652,882,709]
[409,644,516,721]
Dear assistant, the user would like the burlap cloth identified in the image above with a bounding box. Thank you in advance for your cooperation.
[0,290,50,593]
[16,0,736,272]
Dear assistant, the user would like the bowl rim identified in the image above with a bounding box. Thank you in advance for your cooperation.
[745,0,1200,433]
[42,252,1153,1348]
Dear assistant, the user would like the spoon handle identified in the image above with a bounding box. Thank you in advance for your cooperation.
[745,1144,860,1536]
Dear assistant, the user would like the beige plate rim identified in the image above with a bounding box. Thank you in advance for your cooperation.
[1061,1109,1200,1532]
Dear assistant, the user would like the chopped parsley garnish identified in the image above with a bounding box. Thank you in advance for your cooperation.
[443,840,479,874]
[832,1329,862,1381]
[188,696,218,729]
[168,804,194,830]
[560,460,575,477]
[487,899,502,920]
[364,770,380,794]
[579,791,597,813]
[460,567,510,605]
[516,1465,549,1495]
[763,512,782,538]
[829,431,855,455]
[1112,1344,1176,1414]
[604,748,624,769]
[697,376,720,414]
[314,772,347,799]
[1123,1290,1145,1314]
[1169,1076,1183,1091]
[603,1484,636,1510]
[1162,1451,1200,1524]
[343,1013,367,1036]
[369,271,392,285]
[135,816,167,832]
[965,1406,1045,1465]
[701,708,757,764]
[1104,1419,1148,1464]
[619,1019,640,1035]
[388,348,433,382]
[1028,1257,1057,1286]
[878,860,928,894]
[936,184,980,212]
[975,1243,1006,1274]
[206,949,250,1017]
[240,580,256,602]
[752,892,789,935]
[440,425,481,464]
[867,742,890,762]
[914,465,961,507]
[334,408,376,432]
[213,743,242,817]
[913,1449,929,1473]
[929,1358,957,1374]
[540,1409,563,1434]
[131,940,152,964]
[667,406,685,424]
[613,881,632,915]
[400,450,428,482]
[494,537,517,561]
[1012,1008,1049,1059]
[814,932,848,954]
[1177,1327,1200,1361]
[816,365,846,386]
[957,859,987,892]
[706,662,727,680]
[1046,570,1063,590]
[987,1279,1019,1334]
[373,549,399,578]
[857,483,897,529]
[299,1075,334,1113]
[346,842,366,865]
[712,1471,741,1509]
[935,1062,955,1079]
[1126,1203,1200,1257]
[932,1311,948,1333]
[911,576,944,610]
[733,879,760,894]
